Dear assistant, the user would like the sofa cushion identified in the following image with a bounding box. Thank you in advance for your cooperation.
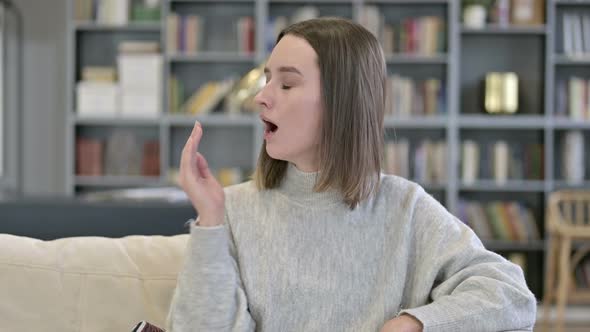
[0,233,189,332]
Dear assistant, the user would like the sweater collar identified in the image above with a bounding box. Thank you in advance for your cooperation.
[278,163,344,207]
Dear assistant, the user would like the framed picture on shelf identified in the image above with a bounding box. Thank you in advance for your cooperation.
[510,0,544,26]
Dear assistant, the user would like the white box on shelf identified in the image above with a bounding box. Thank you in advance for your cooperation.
[120,92,161,118]
[76,81,119,117]
[117,54,163,92]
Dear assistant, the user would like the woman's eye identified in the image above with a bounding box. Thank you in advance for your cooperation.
[281,85,292,90]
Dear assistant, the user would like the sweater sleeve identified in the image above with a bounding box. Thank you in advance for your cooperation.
[165,215,256,332]
[398,190,537,332]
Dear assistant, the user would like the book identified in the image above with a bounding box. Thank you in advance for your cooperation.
[572,13,584,56]
[76,137,104,176]
[384,139,410,179]
[118,41,160,54]
[386,75,445,116]
[104,130,142,176]
[459,199,540,242]
[564,13,574,56]
[485,72,519,114]
[75,0,93,21]
[461,140,480,184]
[184,15,202,54]
[167,13,179,54]
[491,0,511,27]
[142,141,160,176]
[563,130,585,184]
[181,78,236,115]
[493,140,509,185]
[81,66,117,83]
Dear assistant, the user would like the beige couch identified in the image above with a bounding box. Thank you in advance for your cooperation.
[0,233,189,331]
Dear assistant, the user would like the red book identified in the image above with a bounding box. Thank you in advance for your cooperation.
[141,140,160,176]
[76,137,103,176]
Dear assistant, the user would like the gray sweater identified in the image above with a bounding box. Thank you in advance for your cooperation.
[167,164,537,332]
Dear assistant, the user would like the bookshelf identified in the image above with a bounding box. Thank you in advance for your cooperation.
[66,0,590,299]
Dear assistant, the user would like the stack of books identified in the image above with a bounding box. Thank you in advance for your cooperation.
[384,139,447,184]
[361,6,445,55]
[385,75,445,117]
[456,200,541,242]
[167,14,254,54]
[562,11,590,58]
[461,140,544,184]
[555,77,590,121]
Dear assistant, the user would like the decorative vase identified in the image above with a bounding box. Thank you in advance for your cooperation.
[463,5,487,29]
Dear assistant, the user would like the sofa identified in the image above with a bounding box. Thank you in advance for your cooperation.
[0,233,189,331]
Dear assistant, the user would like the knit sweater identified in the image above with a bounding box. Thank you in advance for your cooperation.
[166,164,537,332]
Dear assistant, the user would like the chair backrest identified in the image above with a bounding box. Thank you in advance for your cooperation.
[547,190,590,237]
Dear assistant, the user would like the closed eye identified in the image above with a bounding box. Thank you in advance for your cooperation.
[281,85,291,90]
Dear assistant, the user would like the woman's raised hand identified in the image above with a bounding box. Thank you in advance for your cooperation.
[179,121,225,227]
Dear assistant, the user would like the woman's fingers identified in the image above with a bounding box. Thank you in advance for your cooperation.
[180,121,202,176]
[190,121,203,152]
[196,153,212,180]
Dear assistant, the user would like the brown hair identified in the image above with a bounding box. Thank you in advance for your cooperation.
[253,17,387,209]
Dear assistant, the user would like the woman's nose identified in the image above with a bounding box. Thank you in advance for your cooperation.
[254,84,272,110]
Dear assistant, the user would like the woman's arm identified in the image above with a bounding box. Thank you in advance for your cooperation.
[397,190,537,332]
[167,120,255,331]
[166,218,256,332]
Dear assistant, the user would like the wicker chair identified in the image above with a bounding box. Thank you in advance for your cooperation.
[543,190,590,325]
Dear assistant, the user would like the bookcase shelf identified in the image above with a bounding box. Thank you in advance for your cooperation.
[74,22,162,32]
[168,53,257,63]
[554,54,590,65]
[75,175,165,187]
[417,182,447,191]
[72,114,162,126]
[461,25,547,35]
[365,0,449,4]
[458,115,547,129]
[269,0,353,3]
[553,180,590,189]
[459,180,546,193]
[384,54,448,64]
[166,113,258,126]
[555,0,590,6]
[65,0,590,300]
[384,116,447,128]
[552,118,590,129]
[171,0,255,3]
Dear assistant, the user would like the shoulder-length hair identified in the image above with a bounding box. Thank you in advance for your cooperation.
[253,17,387,209]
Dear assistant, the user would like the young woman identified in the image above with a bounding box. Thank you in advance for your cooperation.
[167,18,536,332]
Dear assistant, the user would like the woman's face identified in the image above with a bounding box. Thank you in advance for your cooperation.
[254,34,324,172]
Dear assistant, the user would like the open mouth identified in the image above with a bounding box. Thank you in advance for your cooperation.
[263,119,278,134]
